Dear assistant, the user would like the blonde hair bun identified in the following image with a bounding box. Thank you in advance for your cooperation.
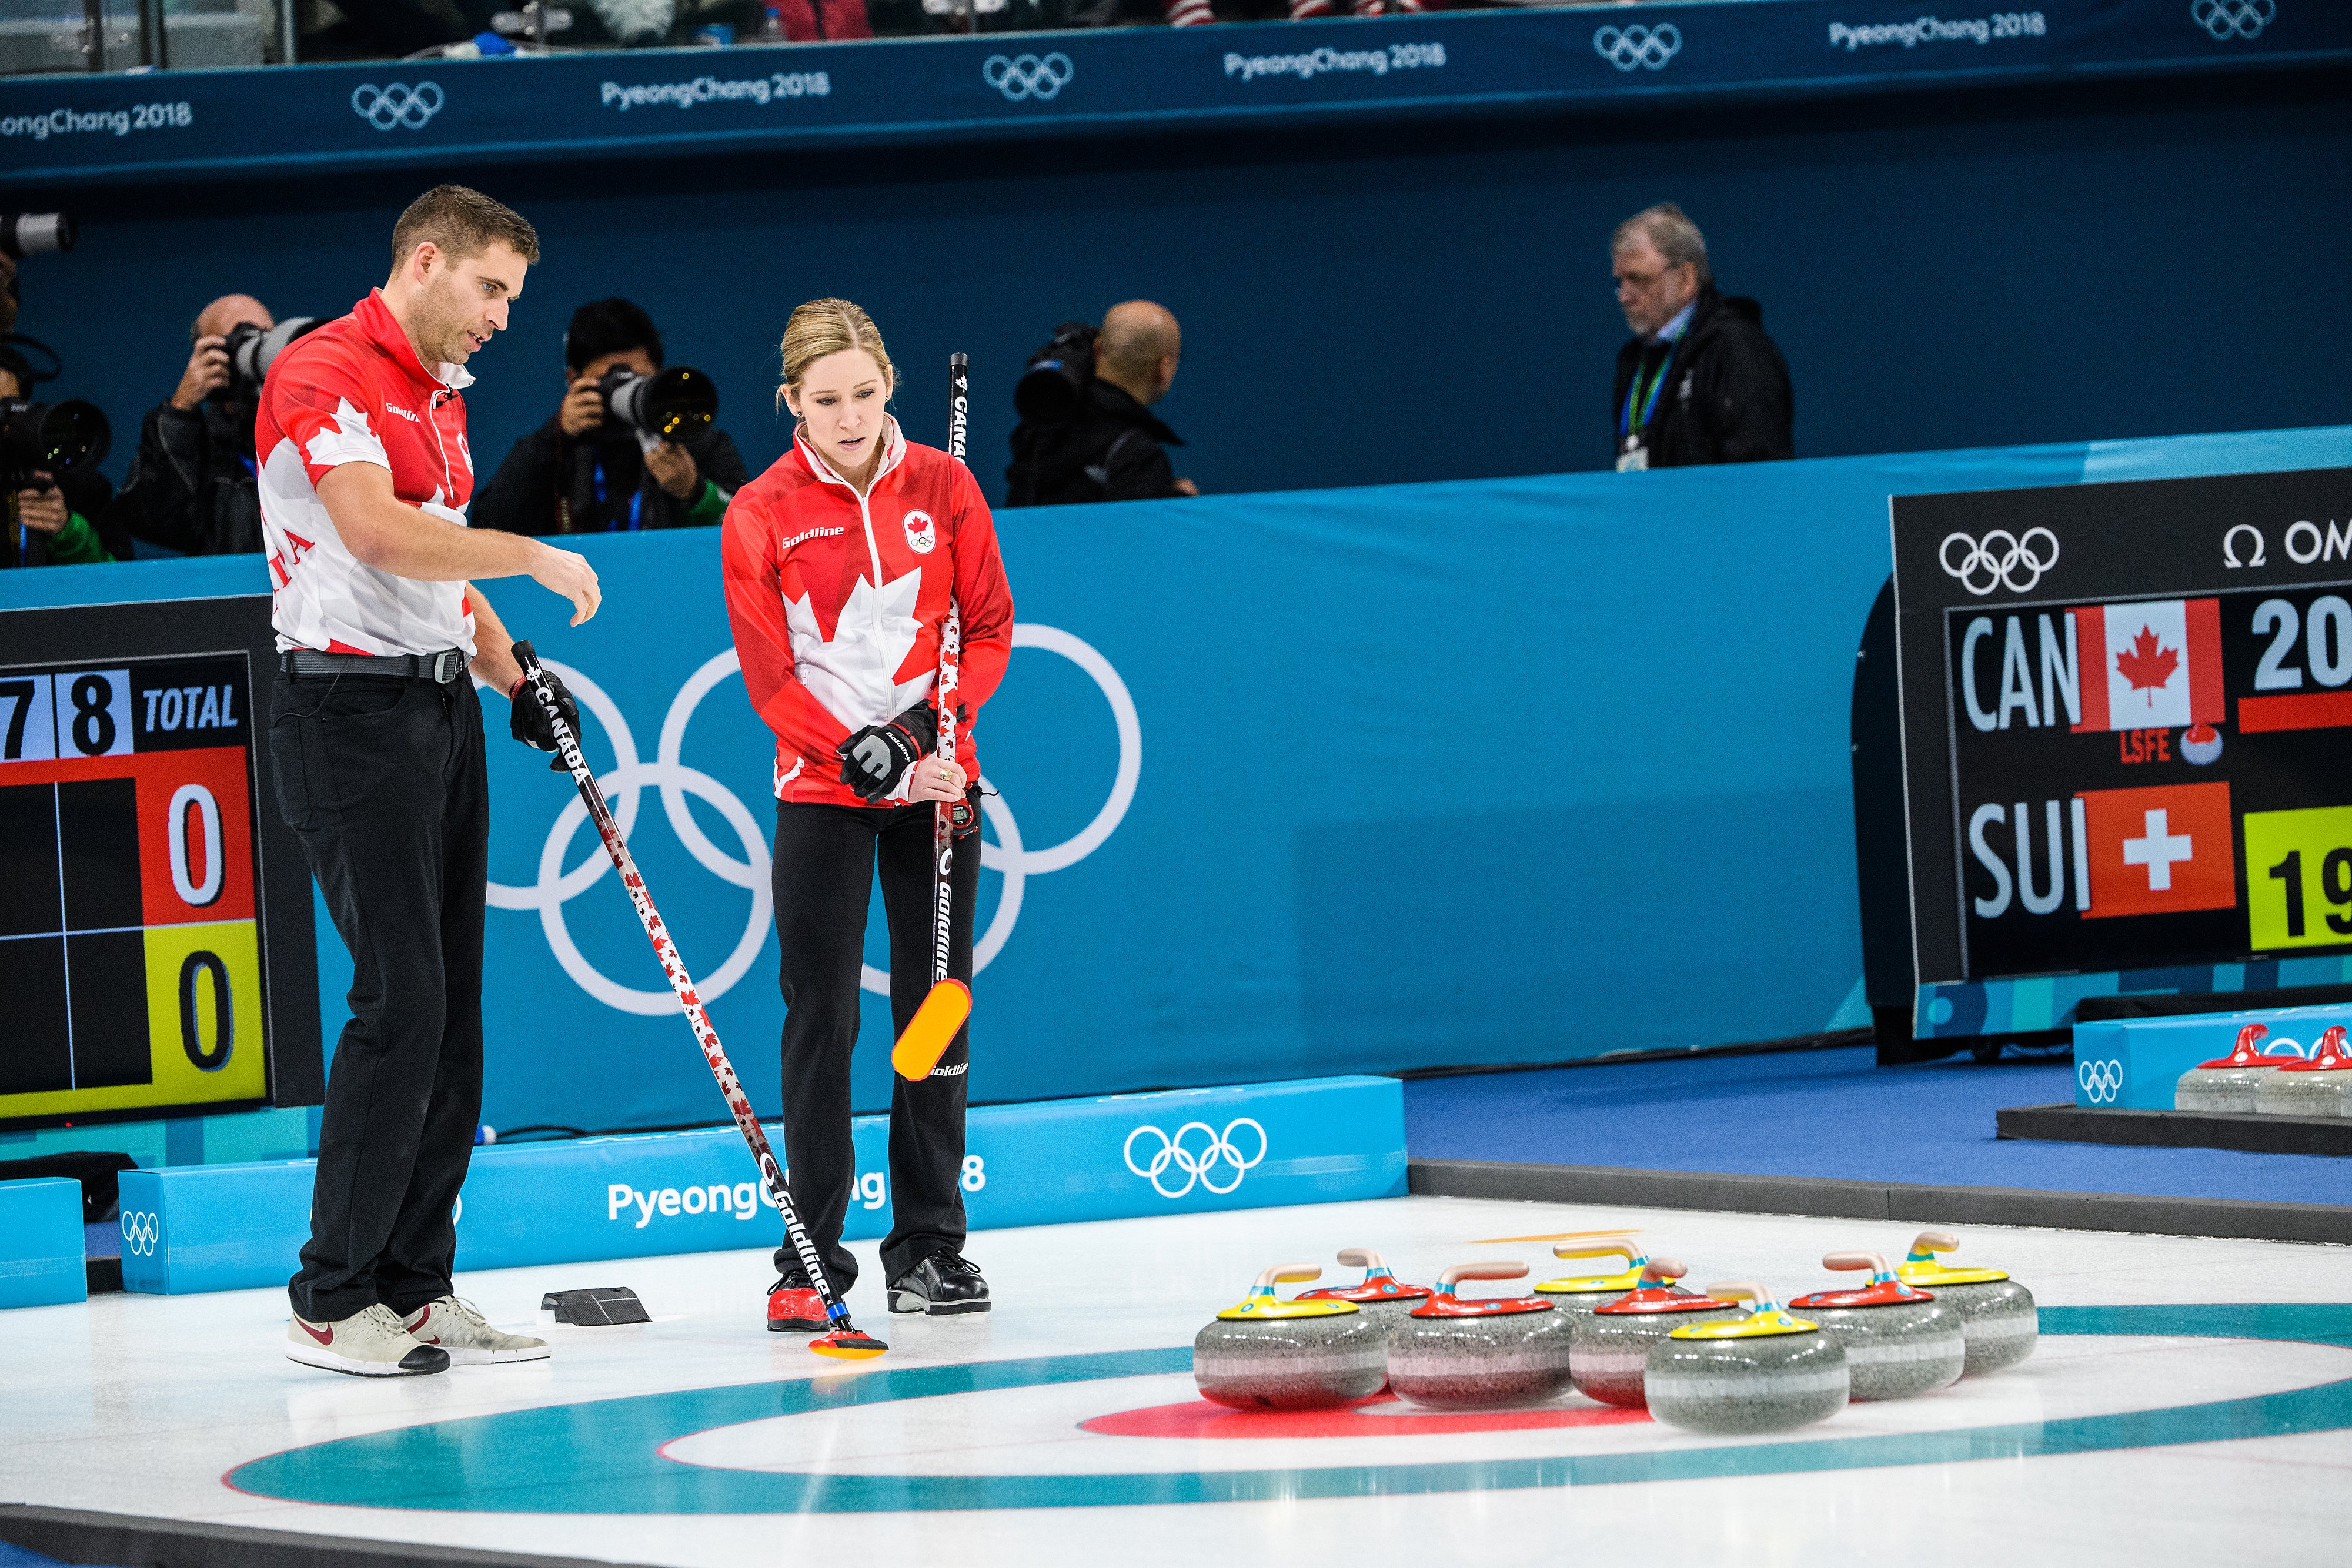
[778,298,895,406]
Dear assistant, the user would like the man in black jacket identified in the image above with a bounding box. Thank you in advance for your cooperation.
[473,297,746,536]
[112,293,277,557]
[1005,300,1196,507]
[1609,203,1792,471]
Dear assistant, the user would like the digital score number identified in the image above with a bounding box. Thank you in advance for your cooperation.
[0,654,270,1121]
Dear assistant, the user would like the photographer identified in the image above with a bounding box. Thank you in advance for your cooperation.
[1004,300,1197,507]
[473,298,747,536]
[111,294,280,556]
[2,344,122,569]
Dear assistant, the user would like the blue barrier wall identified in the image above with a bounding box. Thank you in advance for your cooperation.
[7,424,2347,1132]
[4,44,2348,510]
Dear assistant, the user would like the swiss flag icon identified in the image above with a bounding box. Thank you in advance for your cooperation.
[2077,781,2236,919]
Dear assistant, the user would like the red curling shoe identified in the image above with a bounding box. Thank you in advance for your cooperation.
[766,1271,828,1333]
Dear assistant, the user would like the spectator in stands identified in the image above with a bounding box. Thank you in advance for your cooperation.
[2,344,122,569]
[1609,203,1793,470]
[112,293,277,557]
[1004,300,1197,507]
[473,297,748,535]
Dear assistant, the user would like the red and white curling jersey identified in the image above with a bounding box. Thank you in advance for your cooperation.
[722,416,1013,807]
[255,289,479,656]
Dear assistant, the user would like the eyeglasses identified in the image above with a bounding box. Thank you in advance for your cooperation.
[1612,265,1679,294]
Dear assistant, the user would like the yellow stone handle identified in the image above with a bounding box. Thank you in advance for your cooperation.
[1337,1248,1384,1269]
[1639,1258,1688,1285]
[1909,1231,1960,1258]
[1823,1251,1892,1276]
[1439,1261,1529,1290]
[1253,1264,1322,1290]
[1552,1242,1638,1263]
[1708,1280,1774,1308]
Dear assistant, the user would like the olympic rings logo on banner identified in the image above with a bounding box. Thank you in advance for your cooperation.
[1940,527,2060,595]
[2191,0,2273,41]
[1593,24,1681,72]
[121,1210,159,1256]
[1124,1118,1268,1198]
[984,53,1074,102]
[489,623,1139,1013]
[350,82,445,131]
[2077,1059,2124,1104]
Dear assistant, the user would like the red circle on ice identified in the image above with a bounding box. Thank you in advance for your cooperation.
[1080,1394,1649,1439]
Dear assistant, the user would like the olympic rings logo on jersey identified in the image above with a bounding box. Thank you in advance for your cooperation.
[487,623,1141,1012]
[2191,0,2273,41]
[1940,527,2060,595]
[1593,24,1680,72]
[1124,1118,1267,1199]
[984,53,1074,102]
[350,82,445,131]
[2076,1058,2124,1105]
[121,1210,159,1256]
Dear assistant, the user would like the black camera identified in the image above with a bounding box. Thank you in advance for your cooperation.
[1014,321,1097,425]
[598,365,717,443]
[1,396,108,491]
[221,317,323,401]
[0,213,74,261]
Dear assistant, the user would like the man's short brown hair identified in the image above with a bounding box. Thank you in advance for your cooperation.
[388,185,540,276]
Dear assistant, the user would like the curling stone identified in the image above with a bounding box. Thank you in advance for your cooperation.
[1788,1251,1965,1400]
[1192,1264,1388,1411]
[2175,1023,2298,1112]
[1534,1240,1659,1324]
[1895,1231,2036,1376]
[1568,1259,1744,1409]
[1387,1262,1577,1409]
[2255,1025,2352,1118]
[1643,1281,1849,1435]
[1295,1248,1433,1319]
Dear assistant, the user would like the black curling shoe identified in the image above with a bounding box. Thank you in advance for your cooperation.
[886,1250,991,1316]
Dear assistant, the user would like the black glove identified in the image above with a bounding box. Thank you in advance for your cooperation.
[950,784,981,839]
[836,702,936,803]
[508,640,582,773]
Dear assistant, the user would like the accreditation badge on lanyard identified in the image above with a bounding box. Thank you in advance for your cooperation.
[1616,341,1678,473]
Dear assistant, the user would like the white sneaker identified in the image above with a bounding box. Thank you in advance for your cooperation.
[287,1303,450,1377]
[403,1296,550,1365]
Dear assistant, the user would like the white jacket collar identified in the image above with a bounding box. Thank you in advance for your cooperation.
[796,414,905,494]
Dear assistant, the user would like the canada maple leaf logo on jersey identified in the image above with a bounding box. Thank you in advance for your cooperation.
[2114,626,2180,707]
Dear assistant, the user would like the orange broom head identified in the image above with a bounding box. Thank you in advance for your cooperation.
[891,979,972,1081]
[809,1326,889,1360]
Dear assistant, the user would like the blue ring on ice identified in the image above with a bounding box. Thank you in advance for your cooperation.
[228,1304,2352,1512]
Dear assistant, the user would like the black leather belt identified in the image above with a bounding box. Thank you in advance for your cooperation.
[280,648,469,684]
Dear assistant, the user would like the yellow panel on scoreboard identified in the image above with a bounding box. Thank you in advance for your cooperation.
[141,920,266,1106]
[2243,806,2352,952]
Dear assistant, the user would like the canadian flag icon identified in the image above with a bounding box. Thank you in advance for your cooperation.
[2070,599,2223,733]
[2077,781,2236,919]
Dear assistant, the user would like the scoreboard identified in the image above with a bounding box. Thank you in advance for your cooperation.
[0,596,319,1130]
[1893,467,2352,994]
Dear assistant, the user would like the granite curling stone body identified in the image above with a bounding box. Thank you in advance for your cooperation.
[1787,1251,1965,1400]
[1569,1259,1743,1409]
[1295,1248,1434,1320]
[2254,1025,2352,1118]
[1387,1262,1576,1409]
[1895,1231,2036,1376]
[1193,1264,1388,1410]
[1534,1240,1657,1325]
[1643,1281,1849,1435]
[2176,1023,2297,1112]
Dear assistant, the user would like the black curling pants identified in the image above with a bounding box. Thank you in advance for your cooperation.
[270,671,487,1325]
[770,797,977,1293]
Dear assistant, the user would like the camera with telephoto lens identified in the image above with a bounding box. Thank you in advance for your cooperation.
[220,317,323,402]
[0,213,74,261]
[1014,320,1097,425]
[1,396,108,493]
[598,365,718,443]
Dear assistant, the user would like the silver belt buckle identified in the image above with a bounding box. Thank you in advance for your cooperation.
[431,649,465,684]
